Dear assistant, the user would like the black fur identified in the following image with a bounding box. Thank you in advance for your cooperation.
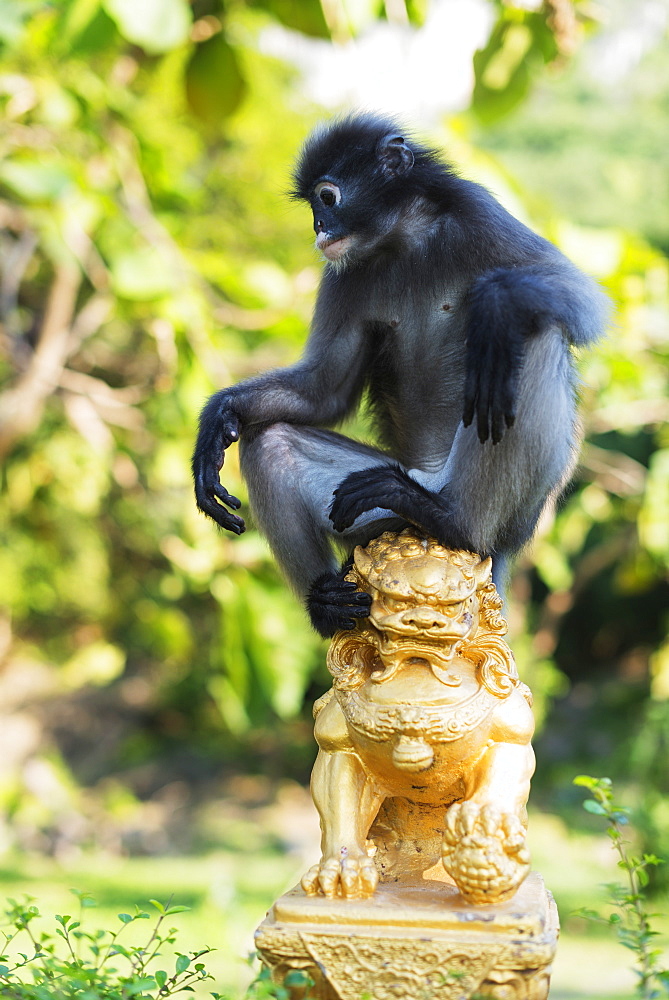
[193,114,609,636]
[307,567,372,638]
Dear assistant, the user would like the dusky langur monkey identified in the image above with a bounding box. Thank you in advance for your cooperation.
[193,114,609,637]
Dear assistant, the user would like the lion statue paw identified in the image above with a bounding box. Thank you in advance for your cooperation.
[441,801,531,905]
[301,853,379,899]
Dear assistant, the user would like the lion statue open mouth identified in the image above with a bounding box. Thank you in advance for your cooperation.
[301,529,535,906]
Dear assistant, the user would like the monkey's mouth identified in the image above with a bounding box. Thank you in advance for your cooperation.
[316,234,354,260]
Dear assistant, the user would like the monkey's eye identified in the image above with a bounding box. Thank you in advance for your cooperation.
[315,181,341,208]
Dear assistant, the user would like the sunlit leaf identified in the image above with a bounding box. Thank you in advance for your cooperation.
[110,248,177,300]
[102,0,191,53]
[62,641,126,689]
[583,799,607,816]
[125,979,156,995]
[0,0,35,45]
[405,0,429,26]
[472,11,558,124]
[175,953,190,974]
[0,160,71,201]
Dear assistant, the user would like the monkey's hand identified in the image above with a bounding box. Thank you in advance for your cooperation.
[462,324,526,445]
[329,466,414,531]
[192,402,245,534]
[307,568,371,638]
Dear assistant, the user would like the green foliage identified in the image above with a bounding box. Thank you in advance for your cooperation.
[0,894,217,998]
[0,0,667,872]
[471,0,601,124]
[103,0,192,53]
[185,34,247,125]
[474,35,669,253]
[573,776,669,999]
[0,0,323,757]
[241,964,315,999]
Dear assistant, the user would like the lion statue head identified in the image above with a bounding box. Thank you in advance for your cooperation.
[327,529,521,700]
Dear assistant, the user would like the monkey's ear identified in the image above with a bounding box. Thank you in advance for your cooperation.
[377,134,414,178]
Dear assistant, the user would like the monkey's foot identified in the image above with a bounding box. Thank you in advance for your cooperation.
[301,853,379,899]
[441,801,530,905]
[306,570,371,637]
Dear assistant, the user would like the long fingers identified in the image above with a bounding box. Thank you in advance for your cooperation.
[194,468,246,533]
[462,333,525,445]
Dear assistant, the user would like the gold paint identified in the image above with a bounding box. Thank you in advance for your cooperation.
[303,529,535,906]
[256,873,558,1000]
[255,529,557,999]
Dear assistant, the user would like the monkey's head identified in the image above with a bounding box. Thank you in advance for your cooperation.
[292,114,438,266]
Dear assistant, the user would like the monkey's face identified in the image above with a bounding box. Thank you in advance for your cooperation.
[307,171,397,267]
[311,180,356,262]
[293,114,418,268]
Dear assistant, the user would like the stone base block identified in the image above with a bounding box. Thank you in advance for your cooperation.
[255,872,558,1000]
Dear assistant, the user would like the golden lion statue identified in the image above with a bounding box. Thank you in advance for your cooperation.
[301,529,535,906]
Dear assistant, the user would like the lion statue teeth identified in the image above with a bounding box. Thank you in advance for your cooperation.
[301,528,535,906]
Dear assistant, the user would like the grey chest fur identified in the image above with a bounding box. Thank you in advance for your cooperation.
[364,285,467,469]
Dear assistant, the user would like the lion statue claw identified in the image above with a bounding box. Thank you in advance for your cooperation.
[304,529,536,906]
[442,802,532,904]
[301,853,379,899]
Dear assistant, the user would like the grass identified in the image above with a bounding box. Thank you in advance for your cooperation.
[0,793,666,999]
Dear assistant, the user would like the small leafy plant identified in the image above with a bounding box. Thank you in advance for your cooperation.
[243,964,315,999]
[0,893,223,999]
[573,775,669,1000]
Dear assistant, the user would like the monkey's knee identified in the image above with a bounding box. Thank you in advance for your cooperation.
[239,422,296,476]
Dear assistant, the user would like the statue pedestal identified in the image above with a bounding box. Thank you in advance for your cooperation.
[255,871,558,1000]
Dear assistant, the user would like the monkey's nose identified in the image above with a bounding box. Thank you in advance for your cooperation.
[315,219,325,233]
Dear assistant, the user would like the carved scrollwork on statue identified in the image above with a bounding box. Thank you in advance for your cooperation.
[301,933,503,1000]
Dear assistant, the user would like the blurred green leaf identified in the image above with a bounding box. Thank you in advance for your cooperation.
[253,0,330,38]
[185,34,247,124]
[110,247,178,300]
[61,641,126,688]
[405,0,429,27]
[65,4,118,56]
[472,12,558,124]
[0,160,72,202]
[584,799,608,816]
[102,0,191,52]
[0,0,35,45]
[638,449,669,566]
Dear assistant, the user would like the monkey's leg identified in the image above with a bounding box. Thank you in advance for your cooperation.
[330,333,576,591]
[436,331,577,564]
[239,422,405,597]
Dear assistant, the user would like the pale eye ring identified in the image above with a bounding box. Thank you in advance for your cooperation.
[315,181,341,208]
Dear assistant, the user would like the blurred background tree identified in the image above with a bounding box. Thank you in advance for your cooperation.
[0,0,667,983]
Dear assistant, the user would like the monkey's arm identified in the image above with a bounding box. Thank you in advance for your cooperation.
[193,295,369,531]
[462,262,608,444]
